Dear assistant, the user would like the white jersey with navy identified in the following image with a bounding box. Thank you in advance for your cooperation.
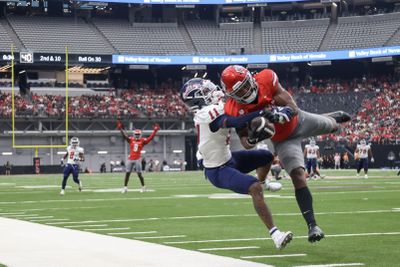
[66,145,84,164]
[305,144,319,159]
[357,144,370,159]
[194,102,231,168]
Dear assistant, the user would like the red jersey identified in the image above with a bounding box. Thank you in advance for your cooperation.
[128,130,157,160]
[224,69,298,142]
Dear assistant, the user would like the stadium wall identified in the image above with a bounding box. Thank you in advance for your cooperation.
[0,135,186,172]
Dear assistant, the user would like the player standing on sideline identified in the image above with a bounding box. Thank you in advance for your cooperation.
[354,139,374,179]
[304,139,324,179]
[334,153,341,170]
[60,137,84,196]
[181,78,293,250]
[117,120,160,193]
[221,65,351,242]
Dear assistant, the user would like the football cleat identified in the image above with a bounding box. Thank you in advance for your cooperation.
[121,187,128,194]
[271,231,293,249]
[265,182,282,192]
[308,225,325,243]
[140,186,146,193]
[78,181,83,192]
[324,111,351,123]
[60,189,65,196]
[364,174,368,179]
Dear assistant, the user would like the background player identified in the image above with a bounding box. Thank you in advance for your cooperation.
[221,65,351,243]
[60,137,84,196]
[355,139,374,179]
[304,139,324,179]
[118,121,160,193]
[181,78,293,250]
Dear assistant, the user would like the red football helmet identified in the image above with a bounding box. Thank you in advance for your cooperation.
[220,65,258,104]
[133,129,142,139]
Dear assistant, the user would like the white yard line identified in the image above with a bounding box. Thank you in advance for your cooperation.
[165,232,400,244]
[241,254,307,259]
[83,227,130,231]
[30,218,70,222]
[134,235,186,239]
[1,189,400,205]
[0,217,270,267]
[293,263,365,267]
[14,216,53,219]
[199,246,260,251]
[7,214,38,217]
[67,224,108,228]
[0,212,26,215]
[108,231,158,235]
[45,209,400,226]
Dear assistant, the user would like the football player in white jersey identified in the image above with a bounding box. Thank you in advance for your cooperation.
[181,78,293,250]
[354,139,374,179]
[304,139,324,179]
[60,137,84,195]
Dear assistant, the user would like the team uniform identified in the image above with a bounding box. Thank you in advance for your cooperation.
[221,65,352,243]
[126,135,155,173]
[196,102,273,194]
[224,69,336,175]
[60,138,84,195]
[304,143,319,176]
[355,141,373,178]
[182,78,292,250]
[119,126,158,193]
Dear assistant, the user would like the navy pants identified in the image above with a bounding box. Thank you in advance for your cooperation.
[205,150,273,194]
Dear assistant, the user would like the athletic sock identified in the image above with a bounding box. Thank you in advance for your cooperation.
[295,187,316,228]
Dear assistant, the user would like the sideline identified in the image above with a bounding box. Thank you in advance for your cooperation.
[0,217,271,267]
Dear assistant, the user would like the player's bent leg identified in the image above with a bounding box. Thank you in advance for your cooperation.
[323,110,351,124]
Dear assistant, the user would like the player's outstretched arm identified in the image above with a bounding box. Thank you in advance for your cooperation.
[117,120,130,142]
[144,124,160,144]
[209,109,266,133]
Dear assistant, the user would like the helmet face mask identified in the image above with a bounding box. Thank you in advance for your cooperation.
[133,130,142,139]
[181,78,223,110]
[360,139,366,146]
[221,65,258,104]
[310,139,316,146]
[70,137,79,148]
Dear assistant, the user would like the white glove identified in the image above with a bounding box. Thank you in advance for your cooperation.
[371,157,374,163]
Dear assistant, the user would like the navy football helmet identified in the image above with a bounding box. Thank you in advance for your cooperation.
[180,78,223,110]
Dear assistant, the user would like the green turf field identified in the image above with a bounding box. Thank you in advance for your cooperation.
[1,169,399,267]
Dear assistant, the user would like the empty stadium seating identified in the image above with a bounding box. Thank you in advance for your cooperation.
[7,16,115,54]
[0,20,17,52]
[93,19,191,55]
[185,20,254,55]
[261,19,329,53]
[325,12,400,50]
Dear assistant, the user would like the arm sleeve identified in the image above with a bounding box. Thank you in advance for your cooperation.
[209,110,264,133]
[144,129,157,144]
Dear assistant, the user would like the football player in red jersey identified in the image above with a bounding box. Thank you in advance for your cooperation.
[221,65,351,243]
[117,120,160,193]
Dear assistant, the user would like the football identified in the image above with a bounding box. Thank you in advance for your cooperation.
[249,116,276,140]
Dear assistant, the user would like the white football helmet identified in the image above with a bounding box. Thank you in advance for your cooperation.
[181,78,224,110]
[70,137,79,148]
[309,139,316,146]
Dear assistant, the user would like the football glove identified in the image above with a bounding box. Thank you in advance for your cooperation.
[117,120,124,130]
[247,117,273,146]
[371,157,374,163]
[265,106,294,124]
[153,124,160,132]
